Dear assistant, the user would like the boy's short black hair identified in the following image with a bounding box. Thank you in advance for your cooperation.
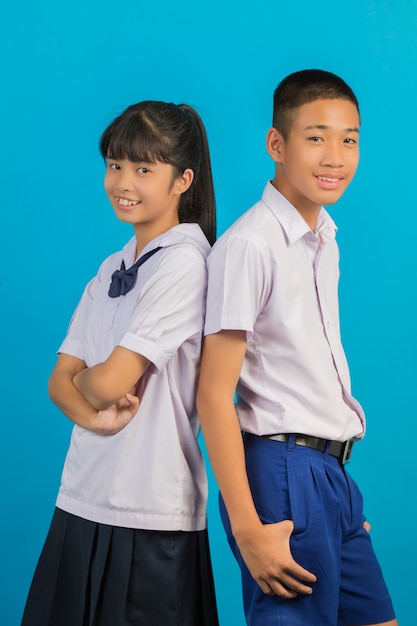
[273,69,360,139]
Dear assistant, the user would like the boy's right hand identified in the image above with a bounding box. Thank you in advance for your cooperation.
[236,519,317,598]
[95,392,139,435]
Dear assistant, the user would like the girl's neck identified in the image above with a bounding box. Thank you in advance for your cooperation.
[133,220,179,259]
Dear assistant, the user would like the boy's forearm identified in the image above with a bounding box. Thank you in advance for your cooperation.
[198,393,263,538]
[197,330,262,537]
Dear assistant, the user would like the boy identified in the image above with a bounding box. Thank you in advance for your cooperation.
[197,70,397,626]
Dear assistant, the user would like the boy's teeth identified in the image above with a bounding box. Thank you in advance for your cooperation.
[318,176,337,182]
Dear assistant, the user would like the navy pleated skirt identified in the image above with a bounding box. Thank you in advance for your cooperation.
[21,508,219,626]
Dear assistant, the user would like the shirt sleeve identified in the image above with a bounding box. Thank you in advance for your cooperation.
[204,235,272,337]
[119,245,207,372]
[58,274,101,361]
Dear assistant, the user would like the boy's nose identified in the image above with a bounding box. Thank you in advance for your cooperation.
[320,143,344,167]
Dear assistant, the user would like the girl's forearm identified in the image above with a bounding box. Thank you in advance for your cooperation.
[73,363,119,410]
[48,368,98,429]
[74,346,150,409]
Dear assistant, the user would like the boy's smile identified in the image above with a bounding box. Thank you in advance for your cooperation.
[267,98,360,229]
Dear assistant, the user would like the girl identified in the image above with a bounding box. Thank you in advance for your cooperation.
[22,101,219,626]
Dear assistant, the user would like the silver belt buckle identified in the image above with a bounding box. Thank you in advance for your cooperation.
[341,439,354,465]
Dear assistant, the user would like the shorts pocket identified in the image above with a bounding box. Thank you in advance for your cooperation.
[286,451,343,538]
[245,437,293,525]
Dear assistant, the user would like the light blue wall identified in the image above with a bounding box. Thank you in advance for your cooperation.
[1,1,416,624]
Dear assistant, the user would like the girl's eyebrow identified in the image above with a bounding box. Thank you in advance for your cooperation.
[105,156,154,163]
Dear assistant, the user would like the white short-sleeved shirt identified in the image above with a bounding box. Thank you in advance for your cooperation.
[56,224,210,531]
[205,183,365,442]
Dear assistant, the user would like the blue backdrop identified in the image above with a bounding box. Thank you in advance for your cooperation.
[1,1,416,624]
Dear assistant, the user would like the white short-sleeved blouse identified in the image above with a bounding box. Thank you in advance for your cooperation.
[56,224,210,531]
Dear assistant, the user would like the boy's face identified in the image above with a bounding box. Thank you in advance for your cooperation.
[270,98,360,216]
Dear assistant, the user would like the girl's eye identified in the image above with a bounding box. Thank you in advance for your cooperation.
[137,167,150,174]
[109,162,120,170]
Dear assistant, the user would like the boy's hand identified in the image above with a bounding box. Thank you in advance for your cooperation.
[95,393,139,435]
[236,519,317,598]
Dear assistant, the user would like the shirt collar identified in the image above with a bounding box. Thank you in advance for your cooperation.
[123,223,211,265]
[262,181,337,245]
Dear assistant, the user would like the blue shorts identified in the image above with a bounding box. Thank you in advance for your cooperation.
[220,434,395,626]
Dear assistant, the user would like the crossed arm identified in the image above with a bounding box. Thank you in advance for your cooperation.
[48,347,150,435]
[196,330,317,598]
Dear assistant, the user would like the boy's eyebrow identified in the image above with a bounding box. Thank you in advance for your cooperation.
[304,124,360,133]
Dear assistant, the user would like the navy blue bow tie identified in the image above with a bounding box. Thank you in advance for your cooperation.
[108,247,162,298]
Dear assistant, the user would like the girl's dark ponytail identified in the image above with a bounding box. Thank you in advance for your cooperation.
[178,105,216,245]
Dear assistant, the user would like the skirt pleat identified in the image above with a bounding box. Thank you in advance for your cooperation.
[21,508,219,626]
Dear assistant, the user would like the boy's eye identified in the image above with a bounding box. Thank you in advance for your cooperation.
[308,136,323,142]
[344,137,358,145]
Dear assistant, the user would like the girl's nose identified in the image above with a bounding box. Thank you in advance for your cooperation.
[115,175,134,192]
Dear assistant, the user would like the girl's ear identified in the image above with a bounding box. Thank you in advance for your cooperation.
[174,168,194,195]
[266,127,285,163]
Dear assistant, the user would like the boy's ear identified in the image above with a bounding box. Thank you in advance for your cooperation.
[174,168,194,195]
[266,127,285,163]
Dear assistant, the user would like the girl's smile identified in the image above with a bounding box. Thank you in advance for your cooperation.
[116,197,141,208]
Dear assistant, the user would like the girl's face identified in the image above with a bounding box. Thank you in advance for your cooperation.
[104,158,192,243]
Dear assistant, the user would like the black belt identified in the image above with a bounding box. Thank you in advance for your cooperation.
[260,433,354,465]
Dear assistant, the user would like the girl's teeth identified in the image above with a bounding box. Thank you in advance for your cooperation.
[119,198,138,206]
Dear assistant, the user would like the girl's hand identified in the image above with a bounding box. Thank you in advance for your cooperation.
[95,393,139,435]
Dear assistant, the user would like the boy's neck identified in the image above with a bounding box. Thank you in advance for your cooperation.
[270,178,321,232]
